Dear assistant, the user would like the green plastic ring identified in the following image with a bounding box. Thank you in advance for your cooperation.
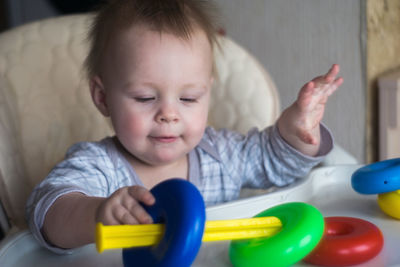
[229,202,324,267]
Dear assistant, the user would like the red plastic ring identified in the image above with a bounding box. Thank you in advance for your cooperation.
[303,217,384,266]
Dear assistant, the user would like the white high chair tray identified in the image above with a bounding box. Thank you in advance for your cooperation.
[1,165,400,267]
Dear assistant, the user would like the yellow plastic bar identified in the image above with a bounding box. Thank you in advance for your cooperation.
[96,217,282,253]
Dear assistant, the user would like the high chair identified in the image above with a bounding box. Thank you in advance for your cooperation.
[0,14,357,238]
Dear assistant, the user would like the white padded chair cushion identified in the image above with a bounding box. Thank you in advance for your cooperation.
[0,14,280,229]
[210,37,280,133]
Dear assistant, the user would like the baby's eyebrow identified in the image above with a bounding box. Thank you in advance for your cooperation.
[121,80,154,91]
[121,80,209,92]
[181,82,209,91]
[180,86,209,97]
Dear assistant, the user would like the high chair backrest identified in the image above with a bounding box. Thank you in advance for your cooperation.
[0,14,280,230]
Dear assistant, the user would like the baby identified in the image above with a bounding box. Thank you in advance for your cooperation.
[26,0,343,253]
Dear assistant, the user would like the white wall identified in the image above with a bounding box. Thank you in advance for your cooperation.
[214,0,365,162]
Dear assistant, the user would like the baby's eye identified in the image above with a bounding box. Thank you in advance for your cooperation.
[180,97,197,103]
[135,97,155,102]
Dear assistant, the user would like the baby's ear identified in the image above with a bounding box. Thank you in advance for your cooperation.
[90,76,110,117]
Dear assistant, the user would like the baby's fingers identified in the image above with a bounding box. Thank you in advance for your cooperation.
[113,207,141,225]
[128,186,155,206]
[120,186,155,224]
[312,64,341,85]
[323,64,340,82]
[325,77,343,96]
[115,197,153,224]
[333,76,344,87]
[116,201,153,224]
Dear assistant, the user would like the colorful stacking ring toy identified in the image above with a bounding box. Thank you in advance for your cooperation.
[122,178,206,267]
[352,158,400,219]
[351,158,400,194]
[229,202,324,267]
[378,190,400,219]
[304,217,384,266]
[98,179,325,267]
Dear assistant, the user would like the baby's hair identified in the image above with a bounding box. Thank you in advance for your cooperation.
[85,0,220,79]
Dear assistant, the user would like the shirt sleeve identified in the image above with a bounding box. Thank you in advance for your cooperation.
[25,141,120,254]
[202,123,333,190]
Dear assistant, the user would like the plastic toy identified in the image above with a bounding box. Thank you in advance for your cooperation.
[96,216,281,251]
[304,217,384,266]
[229,202,324,267]
[378,190,400,219]
[351,158,400,219]
[122,178,205,267]
[96,179,324,267]
[351,158,400,194]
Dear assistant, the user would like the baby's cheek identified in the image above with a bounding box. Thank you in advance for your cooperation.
[114,113,147,139]
[184,116,207,144]
[125,117,148,136]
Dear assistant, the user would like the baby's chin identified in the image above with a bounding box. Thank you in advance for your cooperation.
[144,151,189,166]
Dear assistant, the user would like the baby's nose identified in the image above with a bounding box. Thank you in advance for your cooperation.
[155,104,179,123]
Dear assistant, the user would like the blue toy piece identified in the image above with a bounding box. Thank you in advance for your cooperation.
[122,178,206,267]
[351,158,400,194]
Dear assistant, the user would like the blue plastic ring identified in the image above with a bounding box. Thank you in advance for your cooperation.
[351,158,400,194]
[122,178,206,267]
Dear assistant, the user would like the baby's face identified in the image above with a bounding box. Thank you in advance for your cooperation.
[99,25,213,166]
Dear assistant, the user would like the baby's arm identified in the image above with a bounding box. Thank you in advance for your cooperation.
[277,64,343,156]
[42,186,155,249]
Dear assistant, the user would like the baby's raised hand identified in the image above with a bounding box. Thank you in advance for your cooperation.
[278,64,343,156]
[95,186,155,225]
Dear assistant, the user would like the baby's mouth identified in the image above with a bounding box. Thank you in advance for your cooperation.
[150,136,178,143]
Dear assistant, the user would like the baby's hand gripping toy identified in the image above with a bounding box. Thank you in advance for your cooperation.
[95,179,325,267]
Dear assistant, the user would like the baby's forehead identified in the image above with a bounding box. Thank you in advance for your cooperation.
[111,23,213,50]
[100,23,215,81]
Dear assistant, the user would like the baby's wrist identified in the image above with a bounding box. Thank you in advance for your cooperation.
[277,123,321,157]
